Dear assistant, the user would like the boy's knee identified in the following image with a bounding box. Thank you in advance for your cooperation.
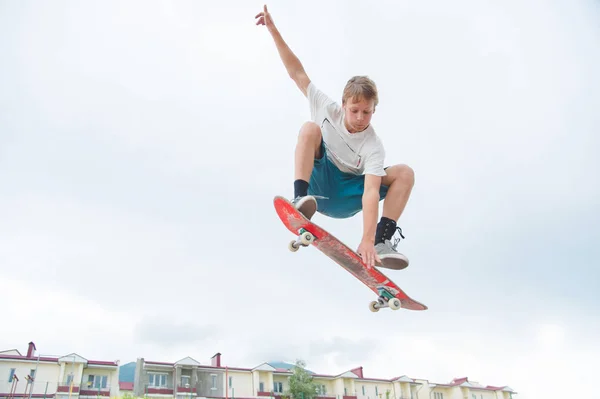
[298,121,322,143]
[388,164,415,186]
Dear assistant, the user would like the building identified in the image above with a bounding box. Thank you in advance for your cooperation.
[131,354,516,399]
[0,342,120,399]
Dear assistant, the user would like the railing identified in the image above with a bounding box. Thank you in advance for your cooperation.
[176,385,197,394]
[256,393,360,399]
[1,380,60,399]
[79,385,112,397]
[57,384,81,393]
[143,384,175,395]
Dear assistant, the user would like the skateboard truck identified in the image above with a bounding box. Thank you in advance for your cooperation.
[369,287,402,312]
[288,228,316,252]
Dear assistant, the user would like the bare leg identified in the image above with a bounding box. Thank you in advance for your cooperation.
[295,121,322,181]
[292,122,322,219]
[381,164,415,221]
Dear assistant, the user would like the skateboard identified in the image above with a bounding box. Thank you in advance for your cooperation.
[273,195,428,312]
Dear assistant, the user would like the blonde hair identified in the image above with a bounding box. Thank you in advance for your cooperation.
[342,76,379,107]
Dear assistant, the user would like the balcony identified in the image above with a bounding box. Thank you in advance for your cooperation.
[257,391,284,399]
[144,384,175,395]
[257,392,336,399]
[176,385,197,394]
[57,384,80,394]
[79,386,111,397]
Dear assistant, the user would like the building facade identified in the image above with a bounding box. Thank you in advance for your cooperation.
[0,342,120,399]
[131,354,516,399]
[132,354,227,399]
[1,343,516,399]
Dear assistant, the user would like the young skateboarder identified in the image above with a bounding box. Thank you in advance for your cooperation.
[256,5,415,270]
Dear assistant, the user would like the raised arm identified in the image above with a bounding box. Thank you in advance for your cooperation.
[255,5,311,96]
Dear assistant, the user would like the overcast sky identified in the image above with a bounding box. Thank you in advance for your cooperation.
[1,1,599,398]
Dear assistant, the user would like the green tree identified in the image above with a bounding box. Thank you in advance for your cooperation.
[285,360,319,399]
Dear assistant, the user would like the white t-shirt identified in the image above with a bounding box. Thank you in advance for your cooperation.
[307,82,386,177]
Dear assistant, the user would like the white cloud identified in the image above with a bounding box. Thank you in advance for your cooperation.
[1,1,599,399]
[535,323,566,349]
[0,277,135,360]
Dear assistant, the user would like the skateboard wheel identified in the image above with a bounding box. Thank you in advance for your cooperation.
[300,231,314,246]
[389,298,401,310]
[369,301,380,312]
[288,240,299,252]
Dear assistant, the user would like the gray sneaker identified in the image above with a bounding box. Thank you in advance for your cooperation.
[292,195,317,220]
[375,228,409,270]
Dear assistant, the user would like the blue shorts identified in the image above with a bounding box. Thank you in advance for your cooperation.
[308,140,389,219]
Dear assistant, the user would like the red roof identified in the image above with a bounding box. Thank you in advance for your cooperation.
[0,354,117,367]
[88,360,119,366]
[451,377,469,386]
[0,354,59,362]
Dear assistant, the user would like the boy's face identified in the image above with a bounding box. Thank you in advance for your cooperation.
[343,97,375,133]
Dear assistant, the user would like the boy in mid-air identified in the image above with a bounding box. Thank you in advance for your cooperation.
[256,5,415,270]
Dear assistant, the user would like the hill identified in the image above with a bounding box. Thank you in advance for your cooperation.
[119,362,136,382]
[268,361,314,374]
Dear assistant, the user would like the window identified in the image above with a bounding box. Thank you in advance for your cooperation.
[66,374,74,385]
[148,373,167,387]
[211,374,217,390]
[88,375,108,389]
[29,370,36,379]
[434,393,444,399]
[375,387,378,396]
[181,376,190,387]
[317,385,326,395]
[229,376,232,388]
[259,382,264,392]
[362,386,365,395]
[274,382,283,393]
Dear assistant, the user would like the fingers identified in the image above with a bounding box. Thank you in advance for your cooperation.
[358,244,377,268]
[255,6,268,25]
[255,12,265,26]
[360,251,375,267]
[256,4,268,19]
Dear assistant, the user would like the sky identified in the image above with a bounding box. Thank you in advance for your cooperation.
[0,0,599,398]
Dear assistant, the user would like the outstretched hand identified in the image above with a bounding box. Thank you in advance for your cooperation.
[357,240,381,269]
[255,4,275,31]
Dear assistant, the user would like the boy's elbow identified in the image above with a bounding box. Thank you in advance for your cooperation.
[291,71,310,95]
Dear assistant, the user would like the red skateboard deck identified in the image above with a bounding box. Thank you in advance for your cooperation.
[274,196,427,312]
